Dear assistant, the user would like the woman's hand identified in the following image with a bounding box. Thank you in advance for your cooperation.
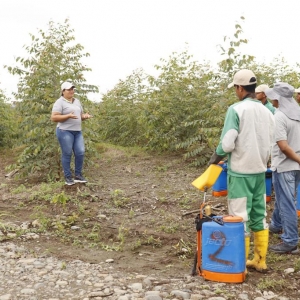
[68,112,78,119]
[82,112,93,120]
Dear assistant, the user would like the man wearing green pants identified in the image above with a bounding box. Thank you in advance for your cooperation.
[209,69,275,272]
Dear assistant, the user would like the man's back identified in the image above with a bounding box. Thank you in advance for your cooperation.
[272,110,300,172]
[218,98,274,175]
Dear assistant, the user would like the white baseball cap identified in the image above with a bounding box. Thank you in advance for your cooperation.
[228,69,257,88]
[294,87,300,93]
[255,84,269,93]
[61,82,75,90]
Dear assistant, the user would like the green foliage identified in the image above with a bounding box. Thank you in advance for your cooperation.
[145,50,221,156]
[0,89,18,148]
[294,258,300,272]
[5,19,99,180]
[95,16,300,166]
[51,191,70,208]
[4,15,300,170]
[257,278,287,291]
[217,16,255,76]
[110,189,130,207]
[96,19,254,165]
[253,57,300,87]
[98,50,225,163]
[96,68,149,147]
[11,184,28,194]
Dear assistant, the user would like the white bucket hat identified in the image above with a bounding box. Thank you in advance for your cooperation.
[265,82,300,121]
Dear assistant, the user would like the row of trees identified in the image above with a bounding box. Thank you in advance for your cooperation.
[0,17,300,180]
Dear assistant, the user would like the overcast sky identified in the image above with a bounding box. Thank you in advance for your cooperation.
[1,0,300,100]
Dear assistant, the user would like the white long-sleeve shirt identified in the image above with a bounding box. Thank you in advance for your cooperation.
[216,98,275,176]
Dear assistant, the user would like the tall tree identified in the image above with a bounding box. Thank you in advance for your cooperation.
[5,19,98,180]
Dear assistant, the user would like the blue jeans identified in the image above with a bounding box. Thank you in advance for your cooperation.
[271,170,300,246]
[56,128,85,179]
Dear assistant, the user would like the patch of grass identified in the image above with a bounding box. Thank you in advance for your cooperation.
[100,243,122,252]
[0,183,8,190]
[30,207,51,231]
[0,213,15,235]
[95,142,146,158]
[128,208,135,219]
[154,165,168,172]
[11,184,28,194]
[51,192,70,209]
[29,182,63,202]
[257,278,287,291]
[60,261,67,270]
[157,196,168,204]
[267,251,289,264]
[159,223,179,234]
[178,195,194,209]
[66,213,79,226]
[118,225,129,248]
[110,189,130,207]
[131,239,142,251]
[72,238,84,247]
[294,258,300,272]
[16,201,25,208]
[87,225,101,242]
[142,233,162,248]
[172,238,193,259]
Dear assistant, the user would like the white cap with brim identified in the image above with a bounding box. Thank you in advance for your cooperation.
[228,69,257,88]
[294,88,300,93]
[61,82,75,90]
[255,84,269,93]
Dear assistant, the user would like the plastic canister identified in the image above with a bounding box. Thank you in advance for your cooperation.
[191,164,223,191]
[201,215,245,283]
[212,161,227,197]
[265,168,272,203]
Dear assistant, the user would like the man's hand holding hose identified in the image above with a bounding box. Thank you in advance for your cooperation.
[208,151,226,166]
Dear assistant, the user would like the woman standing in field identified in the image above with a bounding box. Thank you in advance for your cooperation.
[51,81,92,185]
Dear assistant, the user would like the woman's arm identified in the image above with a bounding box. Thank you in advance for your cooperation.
[51,111,78,122]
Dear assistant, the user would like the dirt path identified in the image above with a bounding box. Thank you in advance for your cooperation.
[1,148,300,298]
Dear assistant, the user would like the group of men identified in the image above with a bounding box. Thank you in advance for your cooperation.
[209,69,300,273]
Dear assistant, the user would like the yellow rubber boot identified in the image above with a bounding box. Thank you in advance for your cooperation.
[246,229,268,272]
[245,236,250,275]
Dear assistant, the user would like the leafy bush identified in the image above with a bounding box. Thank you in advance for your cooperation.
[4,16,300,174]
[0,90,17,148]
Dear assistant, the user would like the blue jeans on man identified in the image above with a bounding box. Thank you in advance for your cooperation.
[56,128,85,179]
[270,170,300,247]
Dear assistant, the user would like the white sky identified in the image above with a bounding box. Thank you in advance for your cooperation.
[0,0,300,101]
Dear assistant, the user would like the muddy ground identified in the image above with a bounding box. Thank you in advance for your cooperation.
[1,147,300,298]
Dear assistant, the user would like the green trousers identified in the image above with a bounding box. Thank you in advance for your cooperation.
[227,173,268,234]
